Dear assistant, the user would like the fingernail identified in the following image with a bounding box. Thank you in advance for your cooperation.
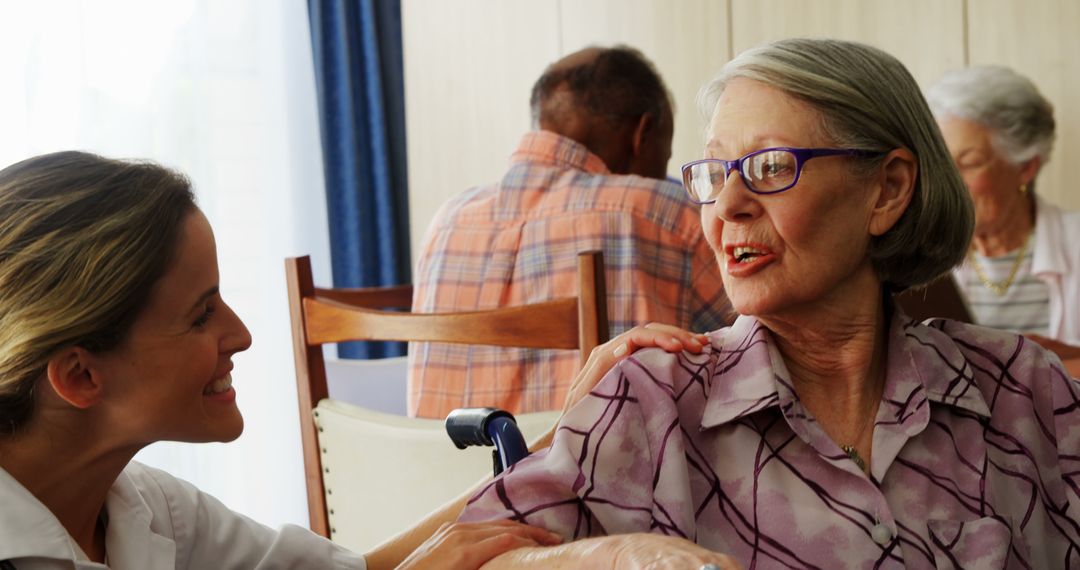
[687,338,702,349]
[613,343,628,357]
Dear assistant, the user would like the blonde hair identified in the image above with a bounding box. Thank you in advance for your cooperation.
[700,38,974,290]
[0,151,196,434]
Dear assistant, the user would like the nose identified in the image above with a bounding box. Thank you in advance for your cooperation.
[219,301,253,355]
[710,169,762,223]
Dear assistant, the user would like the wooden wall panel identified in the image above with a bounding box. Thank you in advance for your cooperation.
[730,0,966,88]
[559,0,731,175]
[967,0,1080,211]
[402,0,560,260]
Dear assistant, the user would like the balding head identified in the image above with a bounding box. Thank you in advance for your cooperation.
[529,46,674,179]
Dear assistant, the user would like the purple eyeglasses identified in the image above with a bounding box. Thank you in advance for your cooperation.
[681,147,881,203]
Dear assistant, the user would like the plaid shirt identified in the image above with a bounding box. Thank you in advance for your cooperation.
[408,131,731,418]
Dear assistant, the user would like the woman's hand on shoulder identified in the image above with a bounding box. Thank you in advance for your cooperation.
[526,323,709,452]
[562,323,710,415]
[394,520,562,570]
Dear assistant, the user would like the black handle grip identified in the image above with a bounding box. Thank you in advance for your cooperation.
[445,407,517,449]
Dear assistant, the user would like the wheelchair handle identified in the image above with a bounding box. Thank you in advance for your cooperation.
[445,407,510,449]
[485,415,529,474]
[445,407,530,475]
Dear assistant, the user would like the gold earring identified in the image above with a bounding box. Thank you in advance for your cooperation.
[1019,183,1029,194]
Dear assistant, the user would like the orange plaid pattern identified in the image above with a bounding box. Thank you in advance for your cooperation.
[408,131,731,418]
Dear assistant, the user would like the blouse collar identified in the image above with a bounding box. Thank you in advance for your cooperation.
[700,307,993,433]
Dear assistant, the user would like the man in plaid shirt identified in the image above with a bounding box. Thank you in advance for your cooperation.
[408,46,731,418]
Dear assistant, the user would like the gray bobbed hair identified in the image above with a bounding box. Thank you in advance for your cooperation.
[699,38,974,291]
[925,65,1055,168]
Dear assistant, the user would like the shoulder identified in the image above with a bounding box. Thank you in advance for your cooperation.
[114,461,207,538]
[921,318,1057,377]
[120,461,199,505]
[1039,198,1080,241]
[591,174,688,206]
[917,319,1075,422]
[116,461,258,542]
[585,174,703,241]
[619,343,719,388]
[427,184,497,226]
[118,463,362,569]
[593,333,725,417]
[1059,205,1080,241]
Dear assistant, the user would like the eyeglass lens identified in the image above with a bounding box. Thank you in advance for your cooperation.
[687,150,799,201]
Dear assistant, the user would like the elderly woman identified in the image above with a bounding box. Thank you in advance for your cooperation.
[0,151,720,569]
[460,39,1080,568]
[927,66,1080,367]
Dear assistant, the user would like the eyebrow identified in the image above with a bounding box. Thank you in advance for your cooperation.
[705,136,800,156]
[188,286,220,312]
[954,147,985,159]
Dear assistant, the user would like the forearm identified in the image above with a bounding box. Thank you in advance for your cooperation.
[362,324,708,569]
[479,538,610,569]
[363,474,491,570]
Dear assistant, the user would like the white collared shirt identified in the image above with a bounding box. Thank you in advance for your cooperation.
[0,462,365,570]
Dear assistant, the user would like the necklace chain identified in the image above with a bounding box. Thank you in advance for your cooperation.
[968,232,1031,296]
[841,400,877,473]
[841,444,867,472]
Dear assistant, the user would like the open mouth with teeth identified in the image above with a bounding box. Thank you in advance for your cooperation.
[203,373,233,396]
[724,243,776,275]
[732,246,766,263]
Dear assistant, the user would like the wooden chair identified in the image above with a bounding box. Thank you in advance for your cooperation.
[285,250,609,539]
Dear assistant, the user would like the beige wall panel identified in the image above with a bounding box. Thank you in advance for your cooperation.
[730,0,965,88]
[967,0,1080,211]
[402,0,560,261]
[559,0,731,173]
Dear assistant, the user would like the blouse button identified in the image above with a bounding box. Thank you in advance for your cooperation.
[871,523,893,545]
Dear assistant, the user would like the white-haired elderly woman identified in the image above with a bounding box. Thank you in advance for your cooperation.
[927,66,1080,370]
[455,38,1080,569]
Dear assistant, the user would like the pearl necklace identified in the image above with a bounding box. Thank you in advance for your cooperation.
[968,231,1031,296]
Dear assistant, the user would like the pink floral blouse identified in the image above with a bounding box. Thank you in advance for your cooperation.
[461,310,1080,568]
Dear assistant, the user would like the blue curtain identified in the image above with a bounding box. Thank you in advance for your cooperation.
[308,0,410,358]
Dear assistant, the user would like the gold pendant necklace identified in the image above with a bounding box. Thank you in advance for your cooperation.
[841,445,867,472]
[840,400,877,473]
[968,232,1031,296]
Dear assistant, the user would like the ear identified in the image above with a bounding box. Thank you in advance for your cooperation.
[1018,155,1042,186]
[45,347,104,409]
[630,112,655,157]
[868,148,918,237]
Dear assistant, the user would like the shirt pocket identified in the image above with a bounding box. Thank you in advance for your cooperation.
[927,515,1013,569]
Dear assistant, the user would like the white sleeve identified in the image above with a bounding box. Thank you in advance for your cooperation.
[124,462,366,570]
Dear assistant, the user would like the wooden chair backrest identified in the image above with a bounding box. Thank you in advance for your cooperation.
[285,250,609,536]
